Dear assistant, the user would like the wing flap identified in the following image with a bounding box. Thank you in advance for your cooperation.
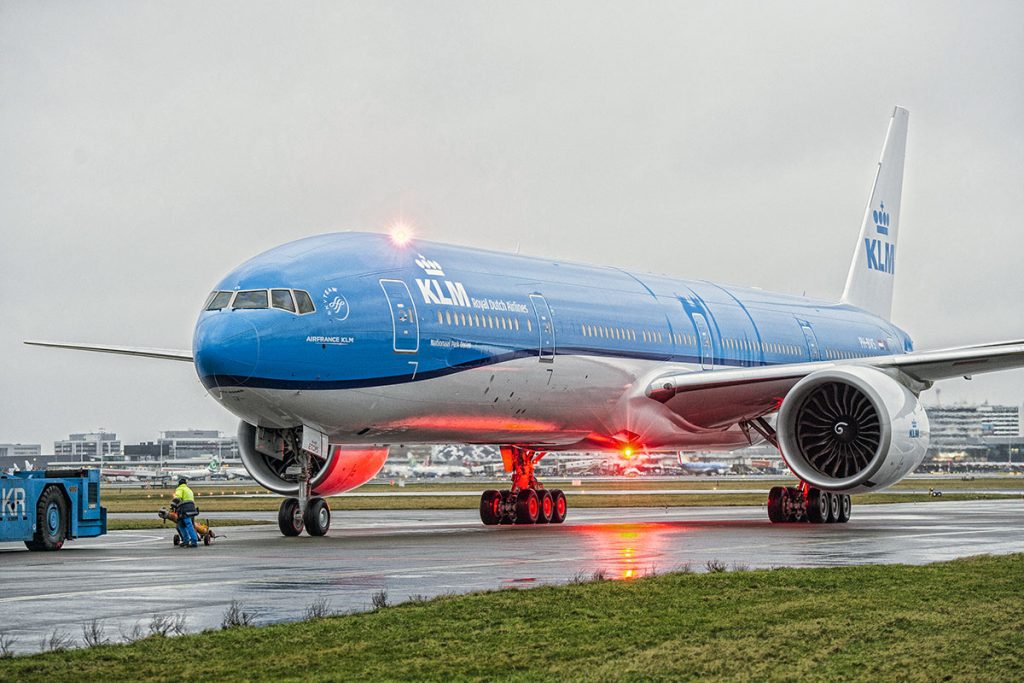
[24,340,193,362]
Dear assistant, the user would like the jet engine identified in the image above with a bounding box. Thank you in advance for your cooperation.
[237,421,389,497]
[776,366,928,494]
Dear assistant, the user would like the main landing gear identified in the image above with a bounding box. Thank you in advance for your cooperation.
[480,447,567,526]
[767,484,851,524]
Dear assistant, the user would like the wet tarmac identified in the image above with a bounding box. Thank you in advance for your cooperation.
[1,500,1021,653]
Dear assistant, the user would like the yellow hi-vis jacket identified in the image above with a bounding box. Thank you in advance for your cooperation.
[174,484,195,503]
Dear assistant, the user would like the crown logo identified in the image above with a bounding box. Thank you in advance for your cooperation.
[415,254,445,277]
[873,202,890,236]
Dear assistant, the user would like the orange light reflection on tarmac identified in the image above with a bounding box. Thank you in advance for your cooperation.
[573,522,681,581]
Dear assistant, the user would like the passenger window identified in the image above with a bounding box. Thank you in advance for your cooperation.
[233,290,268,309]
[206,291,233,311]
[527,319,533,332]
[271,289,296,312]
[294,290,315,314]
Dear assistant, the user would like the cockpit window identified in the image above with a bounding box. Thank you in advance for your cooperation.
[233,290,269,309]
[206,291,234,311]
[271,289,296,312]
[294,290,315,314]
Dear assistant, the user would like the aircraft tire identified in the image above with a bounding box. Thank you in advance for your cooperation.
[807,488,828,524]
[826,492,841,523]
[24,486,67,551]
[837,494,852,523]
[278,498,304,537]
[480,490,502,525]
[767,486,787,523]
[515,489,539,524]
[304,497,331,536]
[535,489,553,524]
[549,489,567,524]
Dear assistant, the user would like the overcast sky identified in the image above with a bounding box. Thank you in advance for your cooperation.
[2,1,1023,449]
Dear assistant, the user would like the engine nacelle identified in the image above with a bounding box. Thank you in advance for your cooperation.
[776,366,929,493]
[237,422,389,497]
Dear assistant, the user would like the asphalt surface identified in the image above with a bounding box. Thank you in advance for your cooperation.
[1,500,1022,654]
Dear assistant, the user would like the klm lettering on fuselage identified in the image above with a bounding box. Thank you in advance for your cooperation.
[865,202,895,274]
[414,253,471,307]
[415,278,471,307]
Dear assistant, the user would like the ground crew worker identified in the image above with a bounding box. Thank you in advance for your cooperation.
[173,477,200,548]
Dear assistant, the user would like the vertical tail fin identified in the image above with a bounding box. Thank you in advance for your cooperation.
[841,106,909,320]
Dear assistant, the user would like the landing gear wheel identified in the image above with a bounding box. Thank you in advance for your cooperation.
[303,497,331,536]
[837,494,852,523]
[767,486,787,523]
[535,489,553,524]
[807,488,829,524]
[515,489,539,524]
[826,492,841,523]
[278,498,304,537]
[173,533,181,546]
[498,490,515,524]
[203,532,213,546]
[549,489,567,524]
[480,490,502,525]
[24,486,67,551]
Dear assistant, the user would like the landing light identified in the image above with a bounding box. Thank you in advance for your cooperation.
[389,222,413,246]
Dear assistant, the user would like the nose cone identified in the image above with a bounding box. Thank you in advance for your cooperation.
[193,313,261,388]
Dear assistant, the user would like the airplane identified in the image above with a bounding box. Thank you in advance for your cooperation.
[676,454,733,476]
[164,457,230,481]
[27,106,1024,535]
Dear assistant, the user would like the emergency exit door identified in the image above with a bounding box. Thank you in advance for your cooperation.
[529,294,555,363]
[692,313,714,370]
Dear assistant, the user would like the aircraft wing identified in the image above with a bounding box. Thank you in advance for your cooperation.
[647,340,1024,411]
[23,340,193,362]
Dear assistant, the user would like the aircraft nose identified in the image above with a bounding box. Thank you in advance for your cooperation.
[193,313,261,387]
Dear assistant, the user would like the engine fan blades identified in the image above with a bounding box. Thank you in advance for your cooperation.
[795,382,881,479]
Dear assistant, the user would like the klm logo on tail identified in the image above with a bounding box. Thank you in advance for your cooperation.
[873,202,890,236]
[865,201,895,274]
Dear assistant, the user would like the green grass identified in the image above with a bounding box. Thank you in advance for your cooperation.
[104,518,272,531]
[2,554,1020,681]
[97,477,1024,513]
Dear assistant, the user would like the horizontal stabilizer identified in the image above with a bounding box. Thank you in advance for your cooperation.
[24,340,193,362]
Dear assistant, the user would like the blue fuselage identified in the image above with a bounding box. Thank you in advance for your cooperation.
[192,232,911,447]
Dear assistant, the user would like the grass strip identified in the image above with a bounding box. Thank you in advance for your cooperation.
[1,554,1020,681]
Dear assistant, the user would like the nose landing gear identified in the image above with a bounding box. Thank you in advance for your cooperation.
[277,441,333,537]
[480,447,567,526]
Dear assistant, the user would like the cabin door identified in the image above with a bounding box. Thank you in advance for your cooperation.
[379,279,420,353]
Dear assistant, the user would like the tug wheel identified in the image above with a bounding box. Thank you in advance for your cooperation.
[24,486,68,551]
